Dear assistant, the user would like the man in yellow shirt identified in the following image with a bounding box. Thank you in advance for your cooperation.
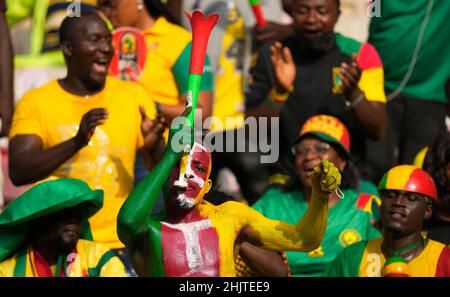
[0,178,127,277]
[8,11,165,275]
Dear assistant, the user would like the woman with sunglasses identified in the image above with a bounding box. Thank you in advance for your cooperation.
[242,114,382,277]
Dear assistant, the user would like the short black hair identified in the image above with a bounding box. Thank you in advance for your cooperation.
[59,9,99,45]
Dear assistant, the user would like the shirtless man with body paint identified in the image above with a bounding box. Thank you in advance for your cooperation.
[117,110,342,276]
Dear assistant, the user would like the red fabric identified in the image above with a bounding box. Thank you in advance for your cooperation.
[435,246,450,277]
[356,193,372,210]
[357,43,383,70]
[405,168,438,200]
[185,11,219,75]
[33,249,77,277]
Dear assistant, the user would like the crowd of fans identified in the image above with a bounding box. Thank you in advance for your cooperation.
[0,0,449,277]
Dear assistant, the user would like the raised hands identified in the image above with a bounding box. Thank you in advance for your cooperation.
[74,108,108,147]
[140,105,167,151]
[340,54,363,102]
[270,41,296,93]
[310,160,341,195]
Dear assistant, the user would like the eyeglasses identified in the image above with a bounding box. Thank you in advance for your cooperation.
[292,143,330,156]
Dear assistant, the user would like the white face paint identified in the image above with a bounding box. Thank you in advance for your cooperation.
[174,143,211,209]
[176,194,196,209]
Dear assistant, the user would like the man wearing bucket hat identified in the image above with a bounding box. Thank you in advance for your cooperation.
[324,165,450,277]
[0,178,127,277]
[242,115,381,277]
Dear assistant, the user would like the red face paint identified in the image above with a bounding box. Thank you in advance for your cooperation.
[170,143,212,207]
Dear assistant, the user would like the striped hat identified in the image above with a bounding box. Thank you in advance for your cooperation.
[291,115,351,159]
[378,165,437,200]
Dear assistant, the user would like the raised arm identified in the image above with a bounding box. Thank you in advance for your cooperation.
[239,160,340,252]
[117,108,193,249]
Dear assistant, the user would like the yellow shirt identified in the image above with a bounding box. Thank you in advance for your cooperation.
[10,77,157,249]
[359,238,447,277]
[138,17,212,106]
[0,239,127,277]
[211,3,246,131]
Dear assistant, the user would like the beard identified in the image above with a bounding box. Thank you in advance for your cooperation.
[176,194,196,209]
[297,31,336,56]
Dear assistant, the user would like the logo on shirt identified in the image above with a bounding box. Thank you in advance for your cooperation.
[339,229,362,247]
[332,67,343,94]
[308,246,324,257]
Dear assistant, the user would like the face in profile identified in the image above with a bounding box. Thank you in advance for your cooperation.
[169,143,212,209]
[30,207,84,254]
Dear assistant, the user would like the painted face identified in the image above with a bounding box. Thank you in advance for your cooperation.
[293,136,346,188]
[170,143,212,209]
[380,190,432,235]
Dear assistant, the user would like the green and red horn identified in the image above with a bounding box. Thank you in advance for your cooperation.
[382,257,410,277]
[184,11,219,130]
[249,0,267,27]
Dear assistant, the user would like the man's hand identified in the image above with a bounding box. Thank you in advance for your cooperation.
[310,160,341,195]
[270,41,296,93]
[254,21,295,45]
[340,54,363,102]
[73,108,108,147]
[140,105,167,151]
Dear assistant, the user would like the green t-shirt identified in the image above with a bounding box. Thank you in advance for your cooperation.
[252,188,381,277]
[369,0,450,103]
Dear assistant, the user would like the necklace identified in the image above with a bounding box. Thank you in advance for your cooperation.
[384,237,424,258]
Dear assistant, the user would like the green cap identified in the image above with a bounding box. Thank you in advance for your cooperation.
[0,178,103,262]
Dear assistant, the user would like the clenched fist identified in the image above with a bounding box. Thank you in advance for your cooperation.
[310,160,341,194]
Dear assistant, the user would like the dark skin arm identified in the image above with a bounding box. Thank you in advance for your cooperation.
[238,241,289,277]
[0,5,14,137]
[10,106,165,186]
[246,42,295,119]
[9,108,108,186]
[340,54,387,140]
[117,109,193,277]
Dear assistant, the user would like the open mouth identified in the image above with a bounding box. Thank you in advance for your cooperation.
[302,29,323,38]
[301,163,318,177]
[92,60,109,74]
